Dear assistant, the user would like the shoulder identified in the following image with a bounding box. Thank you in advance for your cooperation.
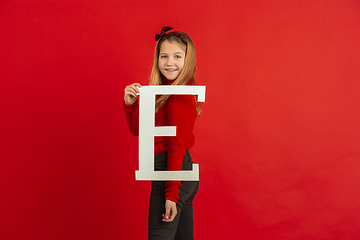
[166,95,196,114]
[167,95,195,106]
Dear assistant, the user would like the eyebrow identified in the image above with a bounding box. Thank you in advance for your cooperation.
[159,52,184,55]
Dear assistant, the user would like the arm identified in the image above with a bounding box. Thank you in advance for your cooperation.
[123,83,141,136]
[164,95,197,202]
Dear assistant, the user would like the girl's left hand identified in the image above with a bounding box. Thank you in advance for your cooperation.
[162,200,177,222]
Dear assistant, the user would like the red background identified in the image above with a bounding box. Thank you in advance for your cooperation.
[1,0,360,239]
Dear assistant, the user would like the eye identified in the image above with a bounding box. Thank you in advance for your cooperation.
[175,55,182,59]
[160,55,167,59]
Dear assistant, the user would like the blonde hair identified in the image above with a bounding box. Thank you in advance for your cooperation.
[149,31,202,116]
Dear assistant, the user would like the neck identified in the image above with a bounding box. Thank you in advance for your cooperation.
[161,77,193,86]
[162,77,174,85]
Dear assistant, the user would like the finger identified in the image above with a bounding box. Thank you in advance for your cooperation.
[126,88,137,97]
[133,83,142,88]
[133,87,140,94]
[164,207,171,221]
[124,92,137,104]
[133,86,141,93]
[126,86,140,95]
[162,215,172,222]
[125,83,141,95]
[162,207,177,222]
[169,206,177,222]
[126,93,136,99]
[132,83,141,93]
[125,84,139,91]
[126,87,138,97]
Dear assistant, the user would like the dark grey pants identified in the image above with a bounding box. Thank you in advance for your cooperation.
[148,150,199,240]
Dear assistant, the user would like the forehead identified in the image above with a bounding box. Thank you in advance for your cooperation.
[159,40,186,54]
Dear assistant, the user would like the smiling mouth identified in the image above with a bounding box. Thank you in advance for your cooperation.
[166,69,177,72]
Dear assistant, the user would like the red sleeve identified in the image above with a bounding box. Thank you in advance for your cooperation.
[123,98,139,136]
[164,95,196,203]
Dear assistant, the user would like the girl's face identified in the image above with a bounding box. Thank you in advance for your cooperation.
[158,40,186,80]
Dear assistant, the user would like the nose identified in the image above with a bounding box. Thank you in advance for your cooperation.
[166,57,174,66]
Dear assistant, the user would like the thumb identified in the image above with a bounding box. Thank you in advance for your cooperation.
[164,206,171,220]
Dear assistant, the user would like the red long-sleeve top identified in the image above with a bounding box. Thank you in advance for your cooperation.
[123,79,197,203]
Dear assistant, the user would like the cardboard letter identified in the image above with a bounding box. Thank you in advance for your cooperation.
[135,86,205,181]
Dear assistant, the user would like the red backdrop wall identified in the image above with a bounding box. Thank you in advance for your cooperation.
[1,0,360,239]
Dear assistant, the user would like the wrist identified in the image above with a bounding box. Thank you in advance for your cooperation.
[124,98,135,105]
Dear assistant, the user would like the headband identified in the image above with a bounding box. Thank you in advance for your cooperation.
[155,26,187,42]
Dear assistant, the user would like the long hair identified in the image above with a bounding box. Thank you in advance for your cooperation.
[149,31,202,116]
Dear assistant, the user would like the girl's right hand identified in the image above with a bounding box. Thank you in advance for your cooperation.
[124,83,141,105]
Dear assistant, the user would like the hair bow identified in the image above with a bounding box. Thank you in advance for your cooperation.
[155,26,174,41]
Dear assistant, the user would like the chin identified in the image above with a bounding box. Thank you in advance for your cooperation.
[164,74,177,81]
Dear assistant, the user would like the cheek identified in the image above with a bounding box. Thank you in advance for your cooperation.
[180,60,185,69]
[158,59,163,68]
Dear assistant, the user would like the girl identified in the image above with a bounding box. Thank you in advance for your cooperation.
[123,26,201,240]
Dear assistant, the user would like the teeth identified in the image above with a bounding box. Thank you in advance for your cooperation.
[167,69,176,72]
